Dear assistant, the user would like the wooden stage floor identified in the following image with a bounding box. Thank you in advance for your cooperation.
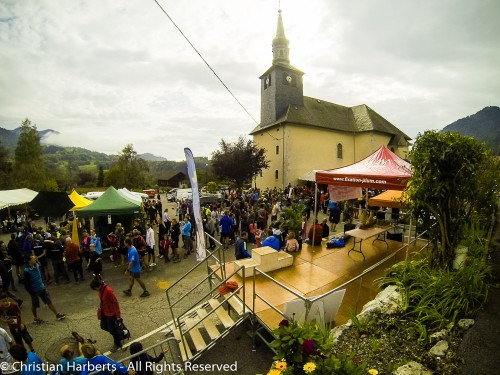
[215,234,426,331]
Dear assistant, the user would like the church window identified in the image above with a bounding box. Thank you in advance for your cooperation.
[275,170,279,179]
[276,145,279,155]
[337,143,343,159]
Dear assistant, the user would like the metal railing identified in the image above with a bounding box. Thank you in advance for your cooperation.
[164,232,250,363]
[252,226,431,335]
[165,233,226,328]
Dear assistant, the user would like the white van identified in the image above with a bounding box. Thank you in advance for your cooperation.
[176,188,193,201]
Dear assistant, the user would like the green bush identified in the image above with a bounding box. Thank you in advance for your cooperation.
[379,244,490,333]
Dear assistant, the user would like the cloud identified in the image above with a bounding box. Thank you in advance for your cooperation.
[0,0,498,159]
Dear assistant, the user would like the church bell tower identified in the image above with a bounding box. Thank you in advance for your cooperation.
[260,10,304,125]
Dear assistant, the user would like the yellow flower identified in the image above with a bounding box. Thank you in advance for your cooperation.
[267,369,281,375]
[303,362,317,373]
[275,361,287,371]
[368,370,379,375]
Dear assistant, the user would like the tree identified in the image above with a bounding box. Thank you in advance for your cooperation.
[13,118,46,190]
[406,131,498,270]
[104,144,149,189]
[0,141,13,189]
[211,136,269,188]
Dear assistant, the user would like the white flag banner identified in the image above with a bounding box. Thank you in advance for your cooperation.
[184,148,206,261]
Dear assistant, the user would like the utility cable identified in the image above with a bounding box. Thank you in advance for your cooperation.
[152,0,259,125]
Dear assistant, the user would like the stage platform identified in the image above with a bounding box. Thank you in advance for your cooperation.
[213,234,426,331]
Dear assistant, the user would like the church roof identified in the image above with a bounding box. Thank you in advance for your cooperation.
[250,96,411,141]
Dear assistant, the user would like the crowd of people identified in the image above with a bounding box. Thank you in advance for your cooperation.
[0,183,375,372]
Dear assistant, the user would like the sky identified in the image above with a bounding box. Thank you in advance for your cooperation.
[1,0,499,161]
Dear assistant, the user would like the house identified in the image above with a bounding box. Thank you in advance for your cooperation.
[157,171,188,188]
[250,11,411,189]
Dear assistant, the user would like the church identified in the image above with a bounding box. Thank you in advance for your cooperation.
[250,11,411,189]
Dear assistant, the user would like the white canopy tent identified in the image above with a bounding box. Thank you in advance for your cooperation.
[118,188,145,205]
[0,188,38,210]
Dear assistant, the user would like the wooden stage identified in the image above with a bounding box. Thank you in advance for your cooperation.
[215,233,426,331]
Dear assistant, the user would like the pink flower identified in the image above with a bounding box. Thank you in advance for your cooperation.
[302,339,316,356]
[279,319,290,327]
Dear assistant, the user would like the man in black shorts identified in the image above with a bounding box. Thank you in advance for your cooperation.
[23,256,66,323]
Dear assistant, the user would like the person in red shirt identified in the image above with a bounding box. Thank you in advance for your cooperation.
[307,219,323,246]
[0,290,35,352]
[90,275,122,352]
[64,237,85,284]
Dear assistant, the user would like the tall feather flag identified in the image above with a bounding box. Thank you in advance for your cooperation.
[184,148,207,261]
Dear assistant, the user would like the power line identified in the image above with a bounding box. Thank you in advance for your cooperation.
[152,0,259,125]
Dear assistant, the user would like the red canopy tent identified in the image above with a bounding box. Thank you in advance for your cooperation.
[315,146,412,191]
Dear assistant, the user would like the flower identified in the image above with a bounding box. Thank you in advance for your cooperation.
[275,361,287,370]
[302,339,316,356]
[303,362,317,373]
[279,319,290,327]
[267,369,281,375]
[368,370,379,375]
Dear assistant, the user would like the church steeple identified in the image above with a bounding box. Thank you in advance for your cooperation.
[259,10,304,125]
[272,10,290,66]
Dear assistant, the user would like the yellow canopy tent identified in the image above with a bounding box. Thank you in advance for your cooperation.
[69,190,92,211]
[68,191,92,245]
[368,190,407,208]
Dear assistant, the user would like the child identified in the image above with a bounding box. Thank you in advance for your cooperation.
[284,231,299,252]
[255,229,264,248]
[159,234,171,263]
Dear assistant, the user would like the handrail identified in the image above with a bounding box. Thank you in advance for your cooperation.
[175,265,248,363]
[253,226,431,328]
[168,265,223,309]
[166,241,222,291]
[166,233,225,328]
[89,337,182,375]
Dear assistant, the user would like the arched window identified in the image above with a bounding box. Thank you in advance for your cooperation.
[275,170,279,179]
[337,143,343,159]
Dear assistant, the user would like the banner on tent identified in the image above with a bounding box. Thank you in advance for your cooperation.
[184,148,206,261]
[328,185,362,202]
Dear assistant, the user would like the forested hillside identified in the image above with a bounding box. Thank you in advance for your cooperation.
[441,106,500,155]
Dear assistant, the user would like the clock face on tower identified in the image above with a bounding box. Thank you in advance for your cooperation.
[282,72,294,85]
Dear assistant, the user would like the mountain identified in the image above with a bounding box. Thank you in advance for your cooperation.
[138,153,168,161]
[441,106,500,155]
[0,126,167,161]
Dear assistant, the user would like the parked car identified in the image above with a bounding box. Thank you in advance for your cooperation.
[143,189,156,198]
[167,188,178,202]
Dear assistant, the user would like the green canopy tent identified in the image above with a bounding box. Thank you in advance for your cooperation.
[77,186,142,235]
[78,186,141,216]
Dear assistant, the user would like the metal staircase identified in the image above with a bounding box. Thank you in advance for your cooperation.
[164,239,250,364]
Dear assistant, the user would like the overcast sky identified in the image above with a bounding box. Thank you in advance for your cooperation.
[1,0,499,160]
